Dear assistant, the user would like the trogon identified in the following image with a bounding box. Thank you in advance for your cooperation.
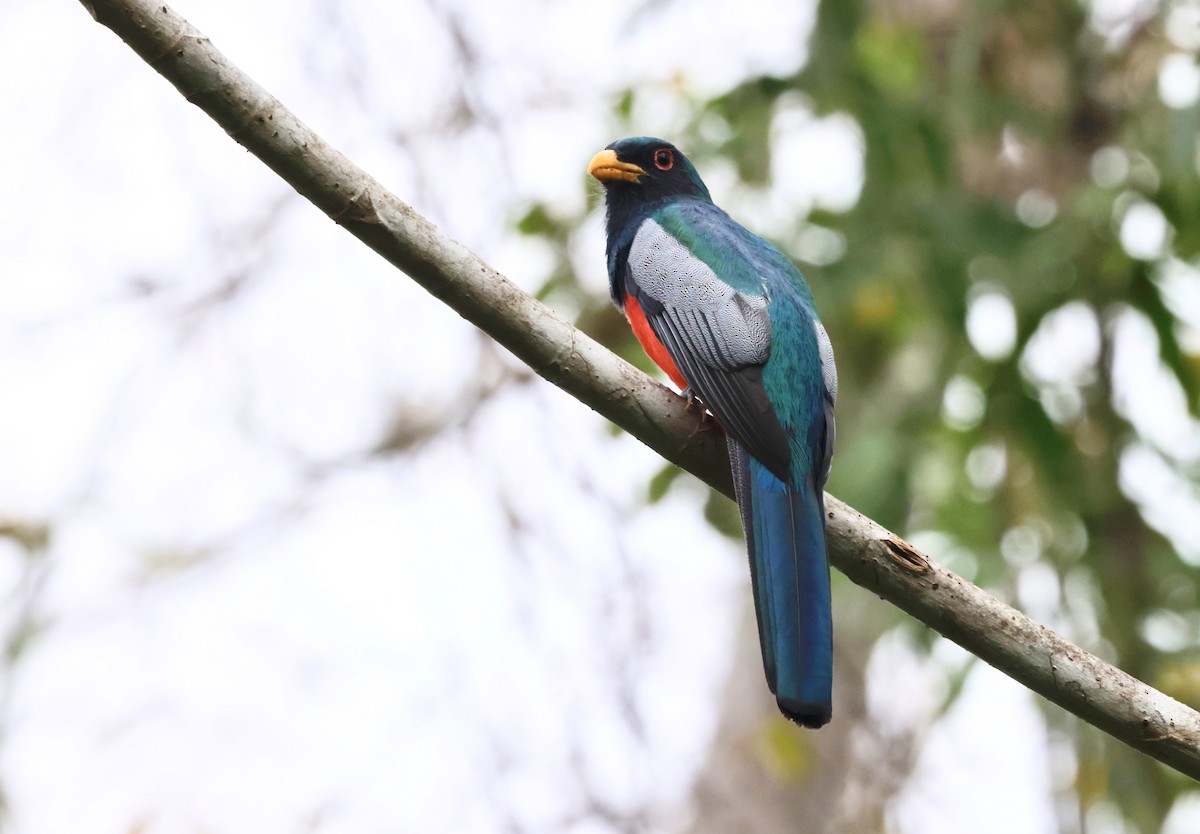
[589,137,837,727]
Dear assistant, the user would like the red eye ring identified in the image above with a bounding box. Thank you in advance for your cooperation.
[653,148,674,170]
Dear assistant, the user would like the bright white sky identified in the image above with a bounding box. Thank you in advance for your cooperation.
[2,0,1198,832]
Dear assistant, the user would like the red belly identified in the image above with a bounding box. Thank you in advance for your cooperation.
[624,295,689,390]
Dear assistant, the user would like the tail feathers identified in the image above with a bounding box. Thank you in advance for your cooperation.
[730,442,832,727]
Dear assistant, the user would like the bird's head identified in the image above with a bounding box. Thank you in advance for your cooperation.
[588,137,711,207]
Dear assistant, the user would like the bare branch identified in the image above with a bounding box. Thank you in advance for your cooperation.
[79,0,1200,778]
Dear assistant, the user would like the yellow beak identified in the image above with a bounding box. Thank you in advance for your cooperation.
[588,149,646,184]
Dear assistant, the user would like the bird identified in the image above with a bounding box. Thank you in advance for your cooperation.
[589,137,837,727]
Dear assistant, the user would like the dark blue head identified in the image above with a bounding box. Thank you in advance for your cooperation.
[589,137,712,234]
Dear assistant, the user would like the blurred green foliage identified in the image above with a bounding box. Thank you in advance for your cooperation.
[522,0,1200,828]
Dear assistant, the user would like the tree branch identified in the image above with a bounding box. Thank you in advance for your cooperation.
[80,0,1200,778]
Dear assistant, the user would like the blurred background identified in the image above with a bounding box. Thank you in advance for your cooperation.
[3,0,1200,831]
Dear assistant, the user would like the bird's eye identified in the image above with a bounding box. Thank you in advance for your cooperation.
[653,149,674,170]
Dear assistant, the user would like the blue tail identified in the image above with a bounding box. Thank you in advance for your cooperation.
[730,442,832,727]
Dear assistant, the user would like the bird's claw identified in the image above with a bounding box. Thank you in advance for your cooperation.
[682,386,712,426]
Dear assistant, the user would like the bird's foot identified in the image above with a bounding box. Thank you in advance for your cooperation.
[682,386,712,426]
